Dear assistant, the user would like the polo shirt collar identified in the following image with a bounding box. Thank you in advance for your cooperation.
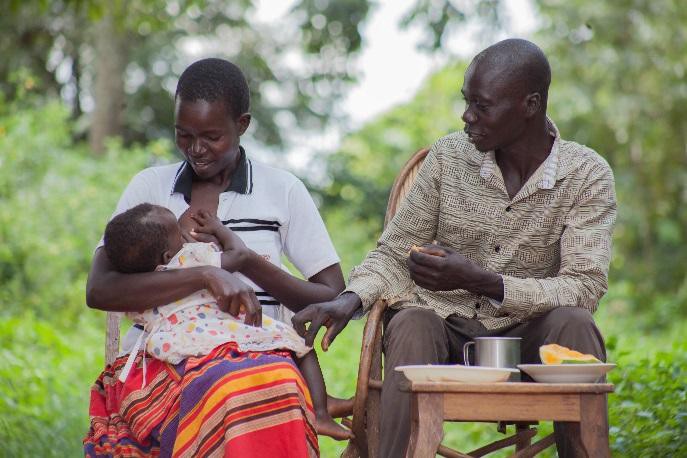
[479,117,561,190]
[172,146,252,202]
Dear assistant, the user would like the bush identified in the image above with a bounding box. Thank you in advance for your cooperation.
[0,99,179,456]
[0,101,176,323]
[0,312,103,457]
[609,342,687,457]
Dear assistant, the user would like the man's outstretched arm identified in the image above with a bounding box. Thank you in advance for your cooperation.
[292,145,444,348]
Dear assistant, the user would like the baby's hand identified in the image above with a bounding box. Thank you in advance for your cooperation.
[190,210,251,271]
[190,210,224,235]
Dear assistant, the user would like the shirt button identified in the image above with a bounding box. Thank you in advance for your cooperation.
[475,302,481,310]
[494,245,501,253]
[505,206,512,212]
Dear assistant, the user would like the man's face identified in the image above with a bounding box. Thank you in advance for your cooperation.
[460,61,529,153]
[174,98,250,180]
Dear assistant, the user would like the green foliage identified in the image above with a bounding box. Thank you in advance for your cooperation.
[534,0,687,324]
[608,341,687,457]
[0,312,103,457]
[401,0,502,50]
[0,0,371,147]
[0,98,176,323]
[316,62,468,249]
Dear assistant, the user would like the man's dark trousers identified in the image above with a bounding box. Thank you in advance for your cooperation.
[379,306,606,458]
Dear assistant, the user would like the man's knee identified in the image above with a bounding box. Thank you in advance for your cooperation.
[540,307,596,330]
[384,307,447,355]
[537,307,606,360]
[387,307,444,335]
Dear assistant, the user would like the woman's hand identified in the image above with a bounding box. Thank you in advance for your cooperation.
[201,266,262,327]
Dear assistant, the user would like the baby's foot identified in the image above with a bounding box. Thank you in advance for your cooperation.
[327,394,354,418]
[315,412,354,440]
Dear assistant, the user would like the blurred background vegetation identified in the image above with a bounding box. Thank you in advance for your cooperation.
[1,0,685,456]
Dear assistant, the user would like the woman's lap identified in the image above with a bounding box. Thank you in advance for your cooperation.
[84,343,318,458]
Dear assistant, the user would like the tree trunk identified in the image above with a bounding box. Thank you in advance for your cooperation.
[70,48,82,120]
[88,12,128,155]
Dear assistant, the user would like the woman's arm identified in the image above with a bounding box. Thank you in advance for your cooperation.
[86,248,262,325]
[238,257,345,313]
[189,196,345,312]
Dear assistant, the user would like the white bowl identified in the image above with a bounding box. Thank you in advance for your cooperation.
[395,364,519,383]
[517,363,616,383]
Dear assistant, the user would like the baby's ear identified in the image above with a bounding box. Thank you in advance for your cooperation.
[162,250,175,265]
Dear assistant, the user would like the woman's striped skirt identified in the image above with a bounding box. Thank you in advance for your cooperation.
[84,343,318,457]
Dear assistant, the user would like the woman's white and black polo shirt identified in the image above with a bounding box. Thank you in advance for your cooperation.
[100,148,340,344]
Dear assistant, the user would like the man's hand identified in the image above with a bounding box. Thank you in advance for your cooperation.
[201,266,262,327]
[292,292,361,351]
[407,243,484,291]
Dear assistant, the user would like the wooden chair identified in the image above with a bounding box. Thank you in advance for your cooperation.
[336,147,609,457]
[338,147,432,457]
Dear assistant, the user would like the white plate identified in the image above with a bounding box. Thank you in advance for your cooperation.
[517,363,616,383]
[395,364,519,383]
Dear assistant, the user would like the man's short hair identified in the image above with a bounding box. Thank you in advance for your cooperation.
[474,38,551,108]
[104,203,171,273]
[175,58,250,118]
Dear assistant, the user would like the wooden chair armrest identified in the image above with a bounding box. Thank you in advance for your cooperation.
[350,299,387,449]
[356,299,387,381]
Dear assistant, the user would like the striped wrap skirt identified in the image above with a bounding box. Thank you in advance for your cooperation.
[84,342,318,457]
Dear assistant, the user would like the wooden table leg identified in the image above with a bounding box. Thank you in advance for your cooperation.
[406,393,444,458]
[579,394,610,458]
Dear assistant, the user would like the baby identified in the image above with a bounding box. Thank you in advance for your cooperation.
[104,203,351,440]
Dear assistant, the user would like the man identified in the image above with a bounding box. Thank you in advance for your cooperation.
[293,38,616,457]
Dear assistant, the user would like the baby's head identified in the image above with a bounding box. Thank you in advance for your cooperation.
[104,203,184,273]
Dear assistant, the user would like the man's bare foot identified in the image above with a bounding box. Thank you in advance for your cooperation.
[327,394,354,418]
[315,412,354,440]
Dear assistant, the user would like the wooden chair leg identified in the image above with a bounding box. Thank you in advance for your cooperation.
[437,444,472,458]
[468,427,536,457]
[365,317,383,458]
[510,434,556,458]
[515,423,534,451]
[349,300,387,458]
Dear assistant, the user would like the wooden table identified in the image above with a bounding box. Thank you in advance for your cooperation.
[403,381,614,458]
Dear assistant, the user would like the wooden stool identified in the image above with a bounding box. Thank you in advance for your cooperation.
[403,381,614,458]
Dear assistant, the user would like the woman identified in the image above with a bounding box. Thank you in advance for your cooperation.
[84,58,345,457]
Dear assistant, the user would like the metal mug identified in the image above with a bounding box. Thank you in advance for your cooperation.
[463,337,522,381]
